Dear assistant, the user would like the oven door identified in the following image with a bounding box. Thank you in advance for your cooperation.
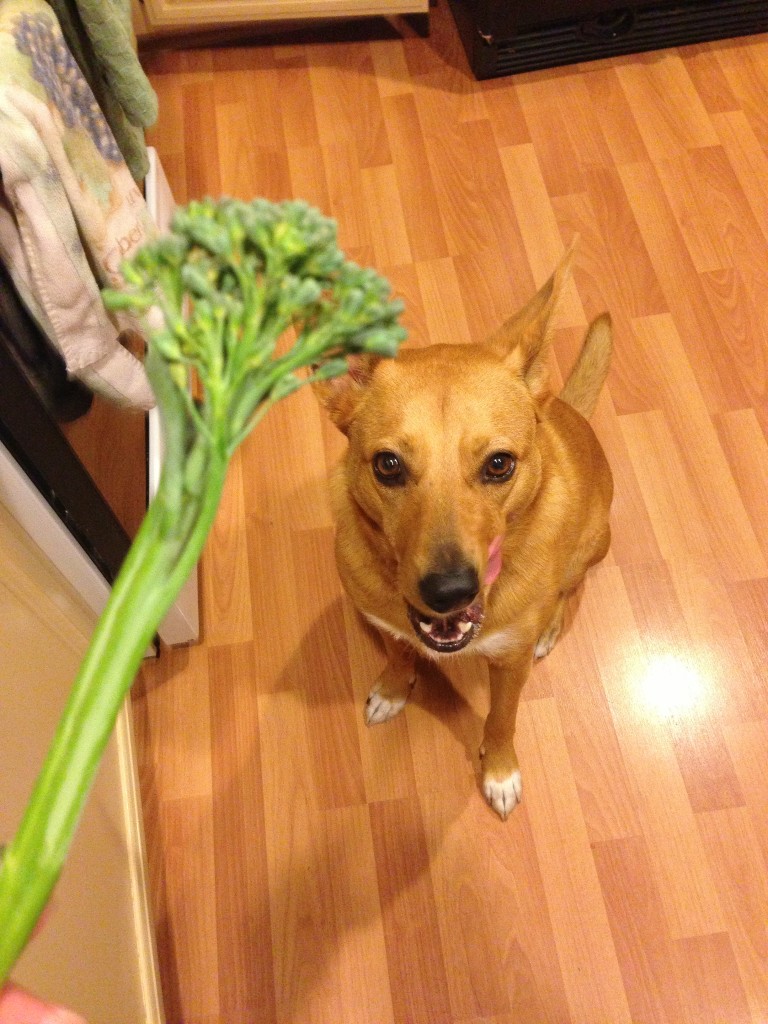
[0,148,199,647]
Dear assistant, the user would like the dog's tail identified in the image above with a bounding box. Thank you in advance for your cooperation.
[559,313,612,419]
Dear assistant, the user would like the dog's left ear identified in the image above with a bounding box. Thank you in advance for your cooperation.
[312,354,381,434]
[485,240,576,400]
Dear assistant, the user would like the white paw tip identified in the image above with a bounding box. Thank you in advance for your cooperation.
[483,771,523,820]
[365,690,407,726]
[534,636,555,660]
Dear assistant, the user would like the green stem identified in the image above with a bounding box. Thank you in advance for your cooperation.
[0,444,229,986]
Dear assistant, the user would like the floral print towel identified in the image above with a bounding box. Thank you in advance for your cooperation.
[0,0,156,409]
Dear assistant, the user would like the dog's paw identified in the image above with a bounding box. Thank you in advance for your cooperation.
[365,688,409,726]
[482,770,523,820]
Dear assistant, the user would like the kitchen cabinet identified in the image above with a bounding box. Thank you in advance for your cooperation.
[0,484,162,1024]
[133,0,428,35]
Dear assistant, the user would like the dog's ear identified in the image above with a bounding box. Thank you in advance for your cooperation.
[485,240,576,400]
[312,354,381,434]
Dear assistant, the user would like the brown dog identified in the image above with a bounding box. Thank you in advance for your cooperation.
[315,247,613,819]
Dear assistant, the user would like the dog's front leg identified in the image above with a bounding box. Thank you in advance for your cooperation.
[365,633,416,725]
[480,653,532,819]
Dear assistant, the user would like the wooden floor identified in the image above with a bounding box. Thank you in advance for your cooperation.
[134,7,768,1022]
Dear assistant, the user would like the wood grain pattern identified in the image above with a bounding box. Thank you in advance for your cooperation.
[380,93,449,261]
[137,8,768,1021]
[516,697,633,1024]
[208,643,276,1024]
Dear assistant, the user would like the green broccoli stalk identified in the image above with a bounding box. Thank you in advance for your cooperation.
[0,197,405,985]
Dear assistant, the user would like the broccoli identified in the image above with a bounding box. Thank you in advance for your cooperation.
[0,198,405,983]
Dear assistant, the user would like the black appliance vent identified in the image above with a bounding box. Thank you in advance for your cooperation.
[454,0,768,78]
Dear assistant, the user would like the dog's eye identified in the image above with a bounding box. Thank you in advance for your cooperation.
[483,451,516,483]
[373,450,405,486]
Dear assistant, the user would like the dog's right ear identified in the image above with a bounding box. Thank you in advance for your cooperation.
[485,240,576,401]
[312,354,381,434]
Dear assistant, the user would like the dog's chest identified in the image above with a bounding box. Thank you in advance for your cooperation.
[471,626,523,658]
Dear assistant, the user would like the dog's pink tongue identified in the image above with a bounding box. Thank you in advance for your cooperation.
[484,535,503,586]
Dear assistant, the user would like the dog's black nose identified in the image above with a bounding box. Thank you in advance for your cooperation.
[419,565,480,614]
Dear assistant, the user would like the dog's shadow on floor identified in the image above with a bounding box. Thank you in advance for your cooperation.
[291,589,586,776]
[292,595,490,784]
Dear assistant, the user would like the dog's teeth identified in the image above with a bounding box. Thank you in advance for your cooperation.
[458,621,472,634]
[419,621,432,634]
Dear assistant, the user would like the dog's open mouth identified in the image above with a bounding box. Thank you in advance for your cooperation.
[406,601,485,653]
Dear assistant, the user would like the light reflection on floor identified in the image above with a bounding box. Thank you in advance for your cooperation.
[636,652,709,721]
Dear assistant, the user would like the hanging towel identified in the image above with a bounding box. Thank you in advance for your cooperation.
[0,0,156,410]
[46,0,157,181]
